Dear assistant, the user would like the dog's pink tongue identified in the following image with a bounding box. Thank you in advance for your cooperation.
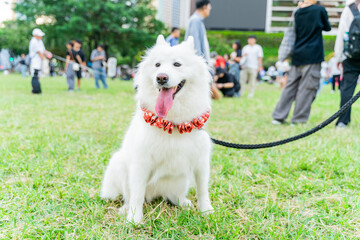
[155,88,176,118]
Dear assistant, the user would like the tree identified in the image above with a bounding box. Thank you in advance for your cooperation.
[3,0,165,65]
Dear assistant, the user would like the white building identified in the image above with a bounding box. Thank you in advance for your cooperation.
[152,0,193,29]
[0,0,16,28]
[154,0,346,35]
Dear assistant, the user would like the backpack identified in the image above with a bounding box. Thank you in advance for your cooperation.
[347,3,360,59]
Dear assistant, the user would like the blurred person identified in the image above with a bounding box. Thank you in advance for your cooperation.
[211,51,226,69]
[185,0,211,62]
[65,41,76,91]
[29,28,51,94]
[223,54,230,71]
[107,55,117,79]
[275,59,290,88]
[328,54,342,92]
[214,67,237,97]
[228,41,242,96]
[72,40,86,91]
[166,27,180,47]
[318,61,328,94]
[240,35,263,97]
[19,54,27,77]
[49,59,55,77]
[334,0,360,128]
[272,0,331,125]
[91,44,108,89]
[267,65,277,83]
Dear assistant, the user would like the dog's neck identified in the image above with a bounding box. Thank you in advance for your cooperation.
[141,108,210,134]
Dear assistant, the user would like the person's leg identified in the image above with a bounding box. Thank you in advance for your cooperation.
[332,75,336,91]
[336,59,360,126]
[76,70,82,90]
[94,68,100,89]
[333,75,340,91]
[248,68,257,97]
[272,66,301,121]
[66,65,74,91]
[100,68,108,89]
[240,68,248,96]
[292,64,321,123]
[31,69,42,94]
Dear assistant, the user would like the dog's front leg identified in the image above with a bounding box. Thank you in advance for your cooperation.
[195,158,214,214]
[126,164,149,224]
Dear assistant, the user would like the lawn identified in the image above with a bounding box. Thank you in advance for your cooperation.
[1,74,360,239]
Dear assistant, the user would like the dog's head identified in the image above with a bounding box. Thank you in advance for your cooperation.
[135,35,212,124]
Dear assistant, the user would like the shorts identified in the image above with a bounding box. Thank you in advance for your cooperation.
[75,70,82,79]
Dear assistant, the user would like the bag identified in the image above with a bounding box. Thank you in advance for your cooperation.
[72,63,80,71]
[346,3,360,59]
[278,9,297,61]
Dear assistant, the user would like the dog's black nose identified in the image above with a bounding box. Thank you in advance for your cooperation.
[156,73,169,85]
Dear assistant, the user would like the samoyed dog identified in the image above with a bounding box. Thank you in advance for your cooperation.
[100,35,214,223]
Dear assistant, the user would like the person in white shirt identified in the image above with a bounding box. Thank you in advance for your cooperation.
[29,28,49,94]
[334,0,360,128]
[328,55,342,92]
[240,35,263,97]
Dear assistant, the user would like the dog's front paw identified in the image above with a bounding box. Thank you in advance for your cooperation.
[199,202,214,215]
[126,208,143,224]
[179,198,193,208]
[118,205,128,216]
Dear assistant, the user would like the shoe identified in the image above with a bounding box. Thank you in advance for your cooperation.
[336,122,347,129]
[272,119,285,125]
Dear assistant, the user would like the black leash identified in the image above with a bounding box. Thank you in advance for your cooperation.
[211,90,360,149]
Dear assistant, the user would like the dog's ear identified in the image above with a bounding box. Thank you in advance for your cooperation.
[156,35,167,46]
[184,36,195,50]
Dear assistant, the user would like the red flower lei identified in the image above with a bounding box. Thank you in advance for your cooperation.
[142,108,210,134]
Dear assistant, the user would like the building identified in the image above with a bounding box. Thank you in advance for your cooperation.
[152,0,192,29]
[154,0,345,34]
[0,0,16,28]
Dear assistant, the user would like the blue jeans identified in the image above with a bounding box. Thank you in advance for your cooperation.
[94,67,108,89]
[20,64,27,77]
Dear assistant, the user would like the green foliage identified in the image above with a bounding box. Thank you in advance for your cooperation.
[0,21,36,55]
[2,0,165,65]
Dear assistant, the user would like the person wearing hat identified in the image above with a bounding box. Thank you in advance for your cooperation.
[29,28,51,94]
[90,44,108,89]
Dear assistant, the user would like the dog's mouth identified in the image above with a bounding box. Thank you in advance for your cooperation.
[155,80,186,119]
[158,80,186,98]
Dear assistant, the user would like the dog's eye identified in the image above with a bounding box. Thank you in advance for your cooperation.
[173,62,181,67]
[155,63,161,67]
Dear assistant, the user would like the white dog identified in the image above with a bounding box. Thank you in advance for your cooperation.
[100,35,214,223]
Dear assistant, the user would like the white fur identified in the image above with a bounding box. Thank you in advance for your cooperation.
[100,35,214,223]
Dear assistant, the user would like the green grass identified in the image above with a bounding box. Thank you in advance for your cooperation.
[1,74,360,239]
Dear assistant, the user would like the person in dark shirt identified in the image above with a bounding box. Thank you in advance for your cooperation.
[272,0,331,125]
[72,40,86,91]
[214,67,237,97]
